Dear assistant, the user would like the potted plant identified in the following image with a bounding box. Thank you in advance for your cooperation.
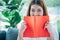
[2,10,21,28]
[0,0,25,28]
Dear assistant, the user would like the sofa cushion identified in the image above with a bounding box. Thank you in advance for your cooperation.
[0,31,6,40]
[6,28,18,40]
[59,32,60,40]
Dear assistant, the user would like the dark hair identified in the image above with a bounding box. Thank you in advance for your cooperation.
[27,0,48,16]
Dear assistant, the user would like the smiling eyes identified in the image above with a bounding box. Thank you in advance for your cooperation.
[31,9,41,12]
[37,9,41,12]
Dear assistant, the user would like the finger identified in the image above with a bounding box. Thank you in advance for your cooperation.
[21,22,26,26]
[44,21,49,30]
[45,21,49,26]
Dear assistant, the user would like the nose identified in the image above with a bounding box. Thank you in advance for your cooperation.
[34,12,40,16]
[34,12,38,16]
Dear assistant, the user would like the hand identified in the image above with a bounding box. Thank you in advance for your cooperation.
[19,21,27,33]
[45,21,54,40]
[44,21,49,30]
[17,21,26,40]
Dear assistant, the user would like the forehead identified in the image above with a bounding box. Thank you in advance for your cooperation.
[31,4,42,9]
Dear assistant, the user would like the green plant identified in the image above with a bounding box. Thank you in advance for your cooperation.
[0,0,26,28]
[2,10,21,28]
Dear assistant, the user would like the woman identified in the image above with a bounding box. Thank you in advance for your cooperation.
[17,0,59,40]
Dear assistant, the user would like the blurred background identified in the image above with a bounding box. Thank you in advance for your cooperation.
[0,0,60,40]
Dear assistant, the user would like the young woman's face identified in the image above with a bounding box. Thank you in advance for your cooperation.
[30,4,43,16]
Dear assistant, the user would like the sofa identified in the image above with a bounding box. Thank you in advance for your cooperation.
[59,33,60,40]
[0,28,18,40]
[0,31,6,40]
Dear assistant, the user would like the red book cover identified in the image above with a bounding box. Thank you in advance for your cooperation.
[23,16,50,38]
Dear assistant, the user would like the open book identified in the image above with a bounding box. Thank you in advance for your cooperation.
[23,16,50,38]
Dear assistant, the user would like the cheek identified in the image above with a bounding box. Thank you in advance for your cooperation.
[38,11,43,15]
[30,11,34,16]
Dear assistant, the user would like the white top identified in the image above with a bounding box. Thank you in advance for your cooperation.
[23,37,49,40]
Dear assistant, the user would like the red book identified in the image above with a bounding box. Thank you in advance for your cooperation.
[23,16,50,38]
